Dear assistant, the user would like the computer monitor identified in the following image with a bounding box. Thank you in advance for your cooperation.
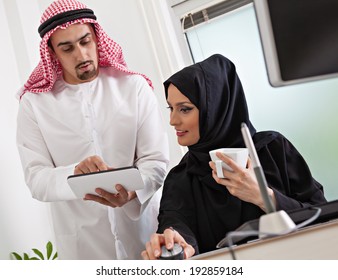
[254,0,338,87]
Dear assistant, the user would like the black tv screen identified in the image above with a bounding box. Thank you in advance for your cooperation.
[254,0,338,87]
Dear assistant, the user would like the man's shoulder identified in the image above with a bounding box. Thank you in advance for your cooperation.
[21,79,67,102]
[99,67,148,84]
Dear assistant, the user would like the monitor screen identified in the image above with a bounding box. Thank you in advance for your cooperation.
[254,0,338,87]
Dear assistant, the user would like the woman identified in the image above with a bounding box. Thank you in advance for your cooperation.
[142,54,326,259]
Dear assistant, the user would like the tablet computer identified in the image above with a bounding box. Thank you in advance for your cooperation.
[67,166,144,198]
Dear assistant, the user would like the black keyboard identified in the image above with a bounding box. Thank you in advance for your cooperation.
[217,199,338,247]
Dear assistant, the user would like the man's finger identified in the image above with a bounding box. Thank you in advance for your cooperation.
[115,184,128,201]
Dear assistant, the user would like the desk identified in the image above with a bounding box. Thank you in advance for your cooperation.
[192,219,338,260]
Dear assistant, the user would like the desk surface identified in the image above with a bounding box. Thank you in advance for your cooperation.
[192,219,338,260]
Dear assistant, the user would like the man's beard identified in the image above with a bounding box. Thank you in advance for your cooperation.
[76,61,98,81]
[77,67,97,81]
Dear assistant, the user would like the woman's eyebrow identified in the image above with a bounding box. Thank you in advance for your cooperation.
[167,101,194,106]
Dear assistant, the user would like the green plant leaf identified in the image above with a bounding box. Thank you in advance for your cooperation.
[52,252,58,260]
[11,252,22,260]
[32,248,44,260]
[11,241,58,261]
[46,241,53,260]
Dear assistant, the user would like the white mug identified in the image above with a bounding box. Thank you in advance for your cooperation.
[209,148,248,178]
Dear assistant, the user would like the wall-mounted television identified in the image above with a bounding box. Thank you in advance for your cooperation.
[253,0,338,87]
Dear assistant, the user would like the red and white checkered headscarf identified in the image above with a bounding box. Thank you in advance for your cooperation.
[18,0,152,99]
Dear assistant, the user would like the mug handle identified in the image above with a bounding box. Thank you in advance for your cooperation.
[215,160,225,178]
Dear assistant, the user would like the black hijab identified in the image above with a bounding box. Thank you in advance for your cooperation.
[159,54,326,255]
[164,54,255,176]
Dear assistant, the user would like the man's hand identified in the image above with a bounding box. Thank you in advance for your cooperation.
[84,184,137,208]
[74,156,136,207]
[74,155,109,174]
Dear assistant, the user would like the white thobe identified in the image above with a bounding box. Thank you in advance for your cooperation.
[16,67,169,259]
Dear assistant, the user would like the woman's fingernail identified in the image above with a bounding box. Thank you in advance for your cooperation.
[154,250,160,257]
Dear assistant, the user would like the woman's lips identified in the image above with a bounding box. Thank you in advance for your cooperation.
[176,130,187,137]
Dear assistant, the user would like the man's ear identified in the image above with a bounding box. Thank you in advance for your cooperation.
[47,39,56,56]
[48,47,54,55]
[48,46,58,61]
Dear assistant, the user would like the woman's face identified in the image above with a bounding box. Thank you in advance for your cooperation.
[167,84,200,146]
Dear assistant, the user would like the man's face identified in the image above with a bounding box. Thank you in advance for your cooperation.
[49,23,99,84]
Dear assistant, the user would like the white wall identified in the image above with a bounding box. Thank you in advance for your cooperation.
[0,0,185,259]
[0,0,54,260]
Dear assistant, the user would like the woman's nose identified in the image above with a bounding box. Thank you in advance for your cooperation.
[169,111,180,126]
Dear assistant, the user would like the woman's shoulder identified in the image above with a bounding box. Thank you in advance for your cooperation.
[253,130,283,148]
[253,130,301,157]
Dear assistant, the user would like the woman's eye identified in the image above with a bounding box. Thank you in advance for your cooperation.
[180,107,193,113]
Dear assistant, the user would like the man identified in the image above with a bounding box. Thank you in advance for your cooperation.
[16,0,169,259]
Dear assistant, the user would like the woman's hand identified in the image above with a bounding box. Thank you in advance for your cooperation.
[141,228,195,260]
[209,152,276,212]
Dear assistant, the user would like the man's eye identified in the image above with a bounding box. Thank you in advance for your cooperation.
[62,47,72,53]
[81,38,91,45]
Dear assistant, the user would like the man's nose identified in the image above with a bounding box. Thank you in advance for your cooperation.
[75,46,87,60]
